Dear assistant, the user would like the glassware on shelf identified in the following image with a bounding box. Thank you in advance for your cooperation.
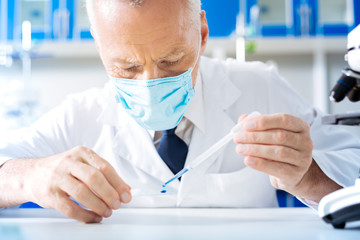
[318,0,352,26]
[258,0,287,25]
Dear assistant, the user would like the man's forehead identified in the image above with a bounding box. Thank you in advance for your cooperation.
[90,0,199,65]
[111,46,187,65]
[90,0,186,25]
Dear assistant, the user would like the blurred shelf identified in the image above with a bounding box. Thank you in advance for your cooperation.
[204,37,348,57]
[33,40,99,58]
[15,37,348,59]
[249,37,348,55]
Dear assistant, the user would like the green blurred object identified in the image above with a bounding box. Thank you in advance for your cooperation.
[245,41,257,54]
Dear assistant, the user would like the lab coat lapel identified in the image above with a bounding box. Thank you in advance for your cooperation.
[97,86,176,188]
[180,58,242,188]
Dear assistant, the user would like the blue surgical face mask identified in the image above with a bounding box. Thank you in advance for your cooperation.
[110,41,200,131]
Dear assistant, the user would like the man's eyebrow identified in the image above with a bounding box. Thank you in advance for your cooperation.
[112,57,142,66]
[112,48,186,65]
[157,48,186,62]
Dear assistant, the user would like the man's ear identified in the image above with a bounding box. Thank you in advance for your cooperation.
[200,10,209,56]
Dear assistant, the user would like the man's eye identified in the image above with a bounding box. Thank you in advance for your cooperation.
[123,66,139,72]
[164,60,180,66]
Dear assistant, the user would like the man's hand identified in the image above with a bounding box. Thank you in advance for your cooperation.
[23,146,131,223]
[234,113,341,202]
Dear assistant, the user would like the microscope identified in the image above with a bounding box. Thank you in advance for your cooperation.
[318,24,360,229]
[322,24,360,126]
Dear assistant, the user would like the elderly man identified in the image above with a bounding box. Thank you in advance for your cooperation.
[0,0,359,223]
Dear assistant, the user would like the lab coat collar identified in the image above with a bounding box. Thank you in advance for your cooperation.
[183,70,206,133]
[96,81,125,126]
[178,57,243,204]
[184,57,242,167]
[201,57,242,110]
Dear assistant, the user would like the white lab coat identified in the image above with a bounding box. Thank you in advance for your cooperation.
[1,56,360,208]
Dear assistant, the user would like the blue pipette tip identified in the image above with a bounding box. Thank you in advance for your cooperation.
[160,190,167,193]
[162,168,189,188]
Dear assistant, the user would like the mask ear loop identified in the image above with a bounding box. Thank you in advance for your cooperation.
[188,30,202,90]
[196,30,202,60]
[190,30,202,75]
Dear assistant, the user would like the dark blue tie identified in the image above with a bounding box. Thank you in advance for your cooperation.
[157,127,188,175]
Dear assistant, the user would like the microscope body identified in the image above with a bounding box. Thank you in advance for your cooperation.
[318,24,360,229]
[325,25,360,126]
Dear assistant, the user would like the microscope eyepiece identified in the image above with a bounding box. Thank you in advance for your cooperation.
[329,68,358,102]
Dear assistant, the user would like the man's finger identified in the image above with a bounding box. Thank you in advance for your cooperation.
[70,161,122,210]
[61,175,112,218]
[78,147,132,203]
[242,113,310,133]
[55,192,103,224]
[234,129,303,151]
[236,143,300,166]
[237,114,249,123]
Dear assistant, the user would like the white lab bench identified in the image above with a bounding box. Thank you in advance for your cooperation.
[0,208,359,239]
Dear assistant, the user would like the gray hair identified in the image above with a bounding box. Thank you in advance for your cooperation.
[86,0,201,30]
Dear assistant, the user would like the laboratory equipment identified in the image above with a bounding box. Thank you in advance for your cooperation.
[325,24,360,126]
[328,24,360,105]
[162,111,261,188]
[0,21,32,131]
[0,20,43,134]
[319,24,360,229]
[318,177,360,229]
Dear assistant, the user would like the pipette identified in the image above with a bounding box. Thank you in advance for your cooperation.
[162,111,261,188]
